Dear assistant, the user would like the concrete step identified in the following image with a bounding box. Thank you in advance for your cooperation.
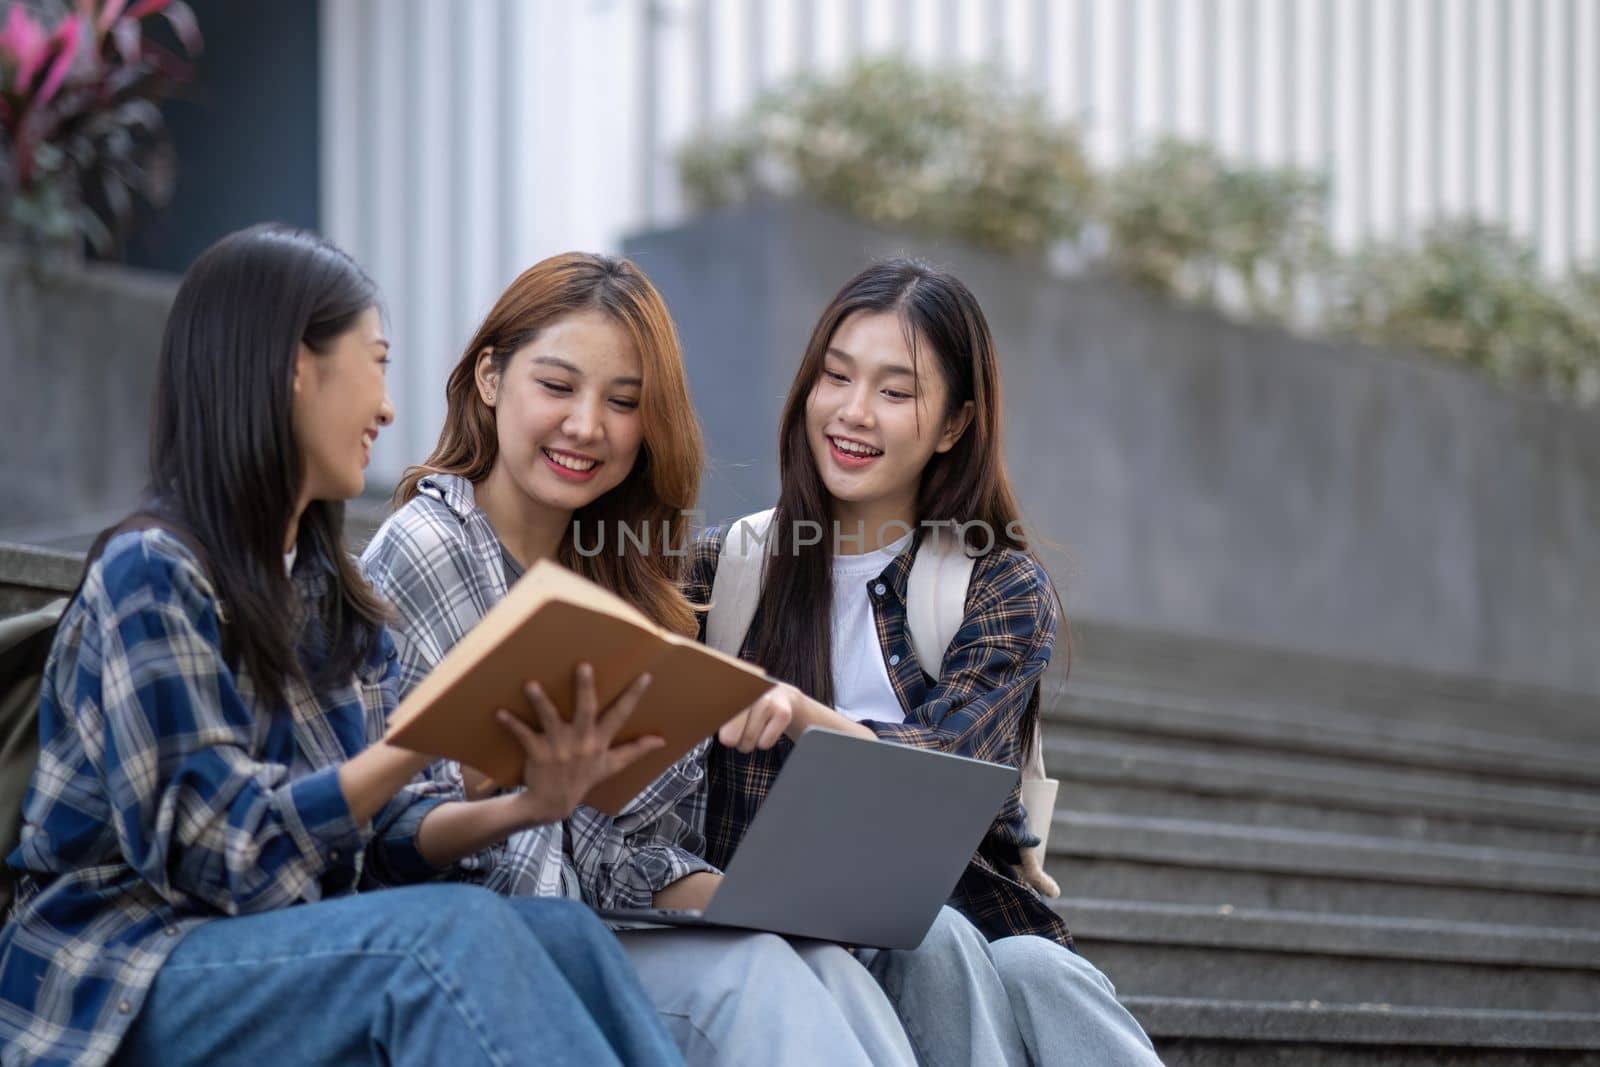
[1131,999,1600,1065]
[1057,778,1600,857]
[1042,679,1600,789]
[1053,814,1600,895]
[1047,814,1600,927]
[1044,735,1600,853]
[1061,618,1600,748]
[1055,856,1600,929]
[1068,900,1600,1012]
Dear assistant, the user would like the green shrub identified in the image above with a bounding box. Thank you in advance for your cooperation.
[679,58,1600,407]
[1102,138,1331,323]
[1332,222,1600,404]
[679,60,1095,256]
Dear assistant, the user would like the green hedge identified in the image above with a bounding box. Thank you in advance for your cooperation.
[680,60,1600,408]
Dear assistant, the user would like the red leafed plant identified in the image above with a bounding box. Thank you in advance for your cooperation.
[0,0,201,255]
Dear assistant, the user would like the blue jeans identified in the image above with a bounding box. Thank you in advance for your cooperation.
[616,929,917,1065]
[114,885,683,1067]
[857,906,1163,1067]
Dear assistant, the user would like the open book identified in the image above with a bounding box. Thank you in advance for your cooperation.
[385,559,775,815]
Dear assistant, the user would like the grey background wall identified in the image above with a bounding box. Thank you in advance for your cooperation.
[126,0,321,273]
[625,199,1600,698]
[0,251,176,546]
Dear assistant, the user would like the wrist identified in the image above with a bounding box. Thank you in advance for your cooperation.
[499,788,561,831]
[785,690,828,739]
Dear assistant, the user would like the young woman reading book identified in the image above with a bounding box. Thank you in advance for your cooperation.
[674,259,1164,1066]
[0,226,682,1067]
[360,252,916,1067]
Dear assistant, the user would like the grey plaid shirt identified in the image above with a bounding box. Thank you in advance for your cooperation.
[359,473,715,907]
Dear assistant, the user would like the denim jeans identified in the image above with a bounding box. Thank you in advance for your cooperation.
[857,906,1164,1067]
[114,884,683,1067]
[617,929,916,1066]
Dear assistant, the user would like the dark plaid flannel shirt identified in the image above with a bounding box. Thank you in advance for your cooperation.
[677,525,1073,947]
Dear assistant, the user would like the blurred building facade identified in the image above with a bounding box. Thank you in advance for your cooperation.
[313,0,1600,482]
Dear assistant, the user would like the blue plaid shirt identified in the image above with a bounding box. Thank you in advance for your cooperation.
[1,530,448,1067]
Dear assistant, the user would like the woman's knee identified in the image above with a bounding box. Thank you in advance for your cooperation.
[788,941,881,994]
[502,895,632,972]
[907,906,995,969]
[991,935,1118,999]
[360,883,530,945]
[723,932,814,978]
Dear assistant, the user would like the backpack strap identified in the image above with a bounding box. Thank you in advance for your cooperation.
[908,526,1057,858]
[904,524,977,680]
[705,509,776,658]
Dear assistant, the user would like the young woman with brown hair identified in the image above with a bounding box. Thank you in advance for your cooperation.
[361,252,915,1067]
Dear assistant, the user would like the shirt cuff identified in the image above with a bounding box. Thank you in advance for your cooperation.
[863,720,955,751]
[608,845,720,909]
[285,765,367,865]
[368,794,451,885]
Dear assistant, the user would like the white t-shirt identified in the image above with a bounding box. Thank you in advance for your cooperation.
[830,532,913,724]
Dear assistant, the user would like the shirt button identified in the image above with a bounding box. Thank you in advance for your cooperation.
[330,849,342,862]
[118,999,132,1014]
[889,654,901,666]
[164,926,178,937]
[873,582,887,596]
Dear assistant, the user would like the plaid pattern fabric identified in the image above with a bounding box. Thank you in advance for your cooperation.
[677,524,1073,947]
[1,530,448,1067]
[359,473,716,907]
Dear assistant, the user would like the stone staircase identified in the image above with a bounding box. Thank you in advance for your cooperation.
[8,539,1599,1062]
[1045,622,1600,1065]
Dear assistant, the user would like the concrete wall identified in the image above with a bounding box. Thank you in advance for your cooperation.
[126,0,322,273]
[0,249,177,546]
[624,199,1600,697]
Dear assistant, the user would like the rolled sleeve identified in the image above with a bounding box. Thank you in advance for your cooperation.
[365,791,452,886]
[609,844,720,908]
[284,765,366,859]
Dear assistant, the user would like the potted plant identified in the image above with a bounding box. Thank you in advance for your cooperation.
[1,0,201,261]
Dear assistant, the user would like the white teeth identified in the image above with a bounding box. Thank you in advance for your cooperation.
[832,437,882,457]
[544,449,598,472]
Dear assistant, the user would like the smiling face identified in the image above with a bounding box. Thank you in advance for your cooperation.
[291,305,394,504]
[804,309,973,536]
[477,307,646,520]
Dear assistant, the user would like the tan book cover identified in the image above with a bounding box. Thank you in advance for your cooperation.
[385,558,774,815]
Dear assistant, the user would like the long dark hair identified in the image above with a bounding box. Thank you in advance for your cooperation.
[146,223,389,708]
[747,258,1049,721]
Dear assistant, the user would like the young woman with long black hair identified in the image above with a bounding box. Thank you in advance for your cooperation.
[0,226,681,1067]
[675,258,1163,1067]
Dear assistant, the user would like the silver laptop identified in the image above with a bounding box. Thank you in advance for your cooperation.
[597,727,1018,949]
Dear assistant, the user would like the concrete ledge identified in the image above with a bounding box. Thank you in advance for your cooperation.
[1056,856,1600,928]
[1058,778,1600,857]
[1131,996,1600,1050]
[1063,618,1600,742]
[1065,899,1600,969]
[0,541,84,613]
[1046,679,1600,787]
[1052,813,1600,896]
[1044,736,1600,833]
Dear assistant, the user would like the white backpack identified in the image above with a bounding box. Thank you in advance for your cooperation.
[704,509,1060,877]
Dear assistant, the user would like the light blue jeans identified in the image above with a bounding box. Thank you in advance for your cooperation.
[855,906,1164,1067]
[115,885,683,1066]
[617,929,917,1066]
